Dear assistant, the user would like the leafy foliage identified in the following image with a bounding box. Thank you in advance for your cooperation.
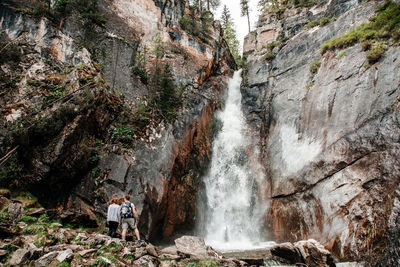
[204,0,221,11]
[179,7,213,43]
[306,17,334,28]
[18,215,38,223]
[0,41,21,65]
[109,125,135,146]
[309,60,321,75]
[131,46,149,84]
[366,43,388,65]
[0,155,22,187]
[259,0,317,16]
[18,0,107,27]
[264,51,275,62]
[320,0,400,65]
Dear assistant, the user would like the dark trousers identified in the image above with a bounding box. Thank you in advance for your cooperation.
[107,221,119,238]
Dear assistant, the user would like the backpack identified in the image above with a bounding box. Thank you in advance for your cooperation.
[120,202,133,218]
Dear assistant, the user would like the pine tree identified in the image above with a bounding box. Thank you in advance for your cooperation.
[258,0,281,14]
[191,0,204,13]
[240,0,251,33]
[159,63,180,121]
[221,5,231,29]
[205,0,221,11]
[220,6,242,67]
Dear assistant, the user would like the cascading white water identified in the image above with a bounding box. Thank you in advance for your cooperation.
[198,70,269,250]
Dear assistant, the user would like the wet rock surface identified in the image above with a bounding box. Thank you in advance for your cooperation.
[243,0,400,263]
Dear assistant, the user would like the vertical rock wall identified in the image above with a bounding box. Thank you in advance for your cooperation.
[243,0,400,262]
[0,0,236,242]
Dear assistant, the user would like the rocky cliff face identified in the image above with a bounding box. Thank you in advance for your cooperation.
[0,0,235,242]
[243,0,400,263]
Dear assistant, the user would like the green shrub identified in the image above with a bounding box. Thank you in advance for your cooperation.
[179,10,212,43]
[319,17,332,26]
[22,225,39,234]
[264,51,276,62]
[54,0,73,13]
[366,44,387,64]
[90,257,110,267]
[309,60,321,74]
[39,214,50,223]
[187,260,220,267]
[0,42,21,65]
[42,86,65,105]
[361,40,371,51]
[306,19,320,28]
[105,255,119,264]
[131,66,148,84]
[109,125,135,145]
[321,0,400,56]
[88,152,100,165]
[0,155,21,186]
[293,0,316,8]
[0,210,9,224]
[18,216,38,223]
[179,16,193,33]
[306,81,315,90]
[336,51,346,59]
[267,41,279,51]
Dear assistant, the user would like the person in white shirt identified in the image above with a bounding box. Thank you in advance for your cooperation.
[106,197,120,238]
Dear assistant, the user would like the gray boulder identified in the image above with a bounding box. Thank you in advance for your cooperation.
[27,243,43,259]
[294,239,335,267]
[56,249,74,263]
[174,235,208,259]
[35,251,58,267]
[160,245,178,255]
[8,248,29,266]
[134,255,157,267]
[78,249,97,257]
[146,243,158,257]
[271,240,335,267]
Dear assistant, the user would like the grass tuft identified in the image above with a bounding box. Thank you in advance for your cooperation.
[320,0,400,65]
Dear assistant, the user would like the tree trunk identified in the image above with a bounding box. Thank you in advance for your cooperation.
[246,11,250,33]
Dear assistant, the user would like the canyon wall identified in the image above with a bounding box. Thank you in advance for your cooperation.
[243,0,400,263]
[0,0,235,241]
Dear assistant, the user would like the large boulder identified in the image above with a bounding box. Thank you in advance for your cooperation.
[56,249,74,263]
[34,251,58,267]
[294,240,335,267]
[270,242,303,264]
[271,240,335,267]
[8,248,29,266]
[174,236,208,259]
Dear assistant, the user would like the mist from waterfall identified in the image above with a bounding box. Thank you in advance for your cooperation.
[197,70,268,250]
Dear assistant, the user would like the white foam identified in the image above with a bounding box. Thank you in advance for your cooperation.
[279,124,321,175]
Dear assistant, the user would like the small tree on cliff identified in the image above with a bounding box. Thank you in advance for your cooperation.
[221,5,242,66]
[150,63,181,121]
[258,0,283,15]
[221,5,231,29]
[240,0,251,33]
[205,0,221,11]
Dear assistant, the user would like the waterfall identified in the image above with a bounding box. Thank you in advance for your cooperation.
[198,70,268,250]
